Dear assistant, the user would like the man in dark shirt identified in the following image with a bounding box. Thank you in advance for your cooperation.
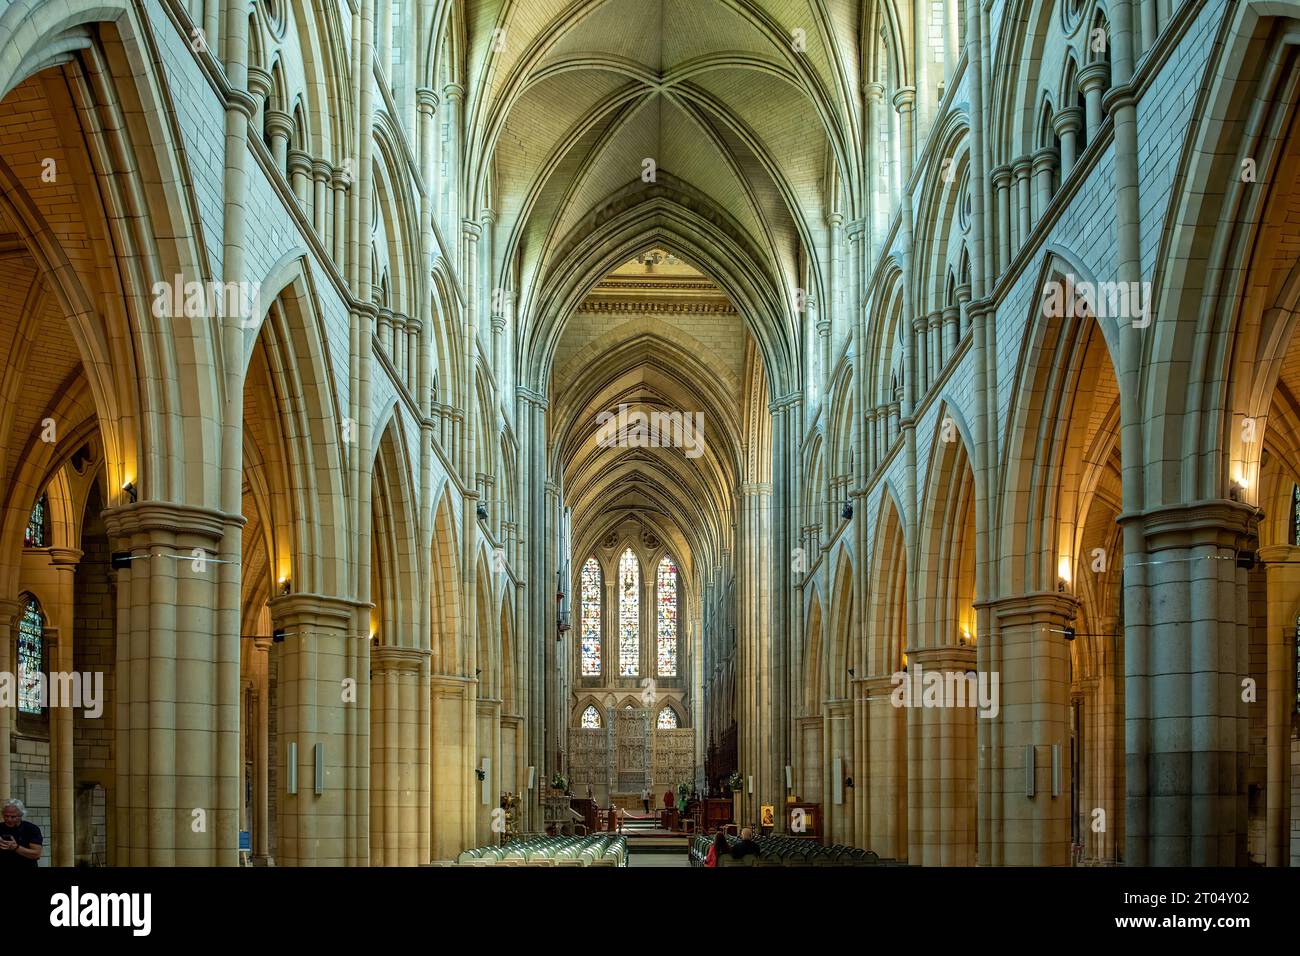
[730,826,761,859]
[0,799,43,867]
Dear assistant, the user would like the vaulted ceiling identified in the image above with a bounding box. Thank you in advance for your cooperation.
[463,0,869,395]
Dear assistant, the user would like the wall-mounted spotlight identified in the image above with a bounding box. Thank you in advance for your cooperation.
[111,551,131,571]
[476,502,488,521]
[1236,550,1257,571]
[122,481,137,503]
[272,628,286,643]
[1062,627,1076,641]
[841,501,853,520]
[847,667,855,678]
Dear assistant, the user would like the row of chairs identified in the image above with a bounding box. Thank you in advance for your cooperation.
[453,833,629,867]
[689,833,905,866]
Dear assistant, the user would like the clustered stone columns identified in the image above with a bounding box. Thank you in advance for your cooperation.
[268,593,370,866]
[311,159,332,235]
[927,309,943,384]
[369,644,431,866]
[981,592,1077,866]
[906,644,977,866]
[1123,501,1256,865]
[103,503,239,865]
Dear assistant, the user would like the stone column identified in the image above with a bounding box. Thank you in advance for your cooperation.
[927,310,944,377]
[1123,501,1255,866]
[982,592,1077,865]
[955,282,971,338]
[991,164,1012,273]
[1078,63,1110,143]
[370,644,430,865]
[942,303,960,362]
[246,67,271,134]
[1053,107,1083,179]
[911,315,928,397]
[906,644,977,865]
[377,307,394,357]
[331,168,350,269]
[265,109,293,173]
[48,547,82,867]
[894,87,916,182]
[1258,544,1298,866]
[311,160,332,236]
[888,400,901,444]
[866,83,889,254]
[268,593,369,866]
[738,481,772,826]
[1031,147,1059,223]
[103,503,238,865]
[252,637,272,861]
[1012,156,1033,250]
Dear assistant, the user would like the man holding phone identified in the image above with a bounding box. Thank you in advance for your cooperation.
[0,799,43,868]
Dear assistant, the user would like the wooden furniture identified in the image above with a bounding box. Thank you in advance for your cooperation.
[702,797,733,832]
[785,801,821,838]
[571,798,598,836]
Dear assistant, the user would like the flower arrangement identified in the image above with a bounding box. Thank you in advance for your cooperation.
[550,771,569,792]
[727,771,743,793]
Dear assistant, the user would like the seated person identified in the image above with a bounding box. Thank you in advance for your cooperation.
[729,826,761,859]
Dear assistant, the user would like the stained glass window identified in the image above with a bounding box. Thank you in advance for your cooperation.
[1292,485,1300,545]
[656,706,678,729]
[580,558,602,676]
[24,494,47,548]
[580,705,601,729]
[656,556,678,677]
[618,548,639,676]
[17,597,43,715]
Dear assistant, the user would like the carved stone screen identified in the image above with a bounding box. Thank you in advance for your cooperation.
[615,707,650,792]
[653,728,694,789]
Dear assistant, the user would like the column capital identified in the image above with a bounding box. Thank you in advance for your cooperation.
[977,590,1080,628]
[892,86,916,112]
[288,149,313,176]
[1077,61,1110,94]
[462,219,482,241]
[905,644,976,670]
[264,109,294,139]
[331,166,352,190]
[954,281,972,303]
[246,66,272,99]
[1052,106,1084,137]
[1258,544,1300,565]
[442,82,465,103]
[371,644,431,673]
[845,218,867,241]
[1010,154,1033,179]
[740,482,773,497]
[47,547,83,569]
[516,385,548,408]
[1118,498,1259,552]
[311,158,333,182]
[416,86,440,114]
[103,502,241,545]
[268,593,369,632]
[990,163,1013,188]
[1101,82,1137,115]
[865,82,886,102]
[227,88,258,119]
[1031,146,1060,173]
